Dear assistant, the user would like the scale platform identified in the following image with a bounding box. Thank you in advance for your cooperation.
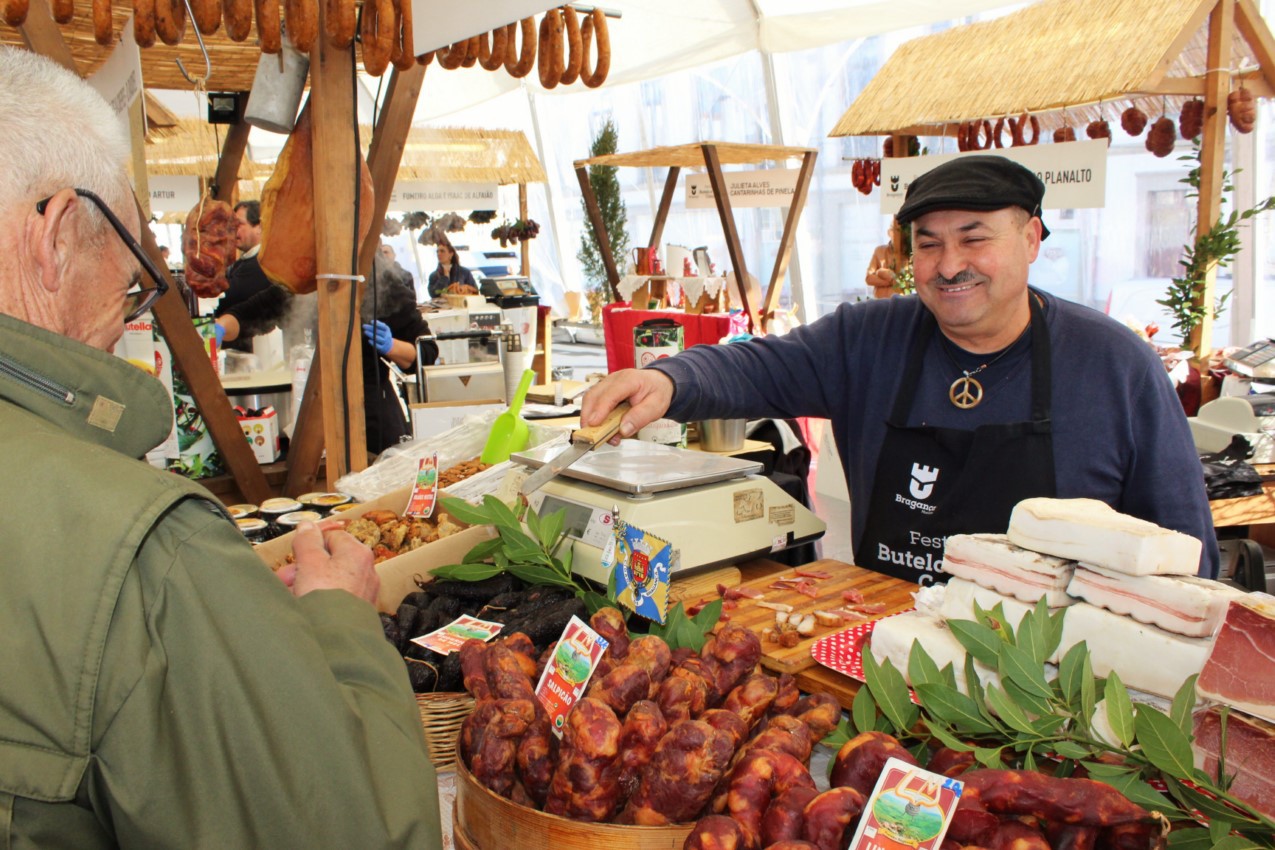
[511,441,826,583]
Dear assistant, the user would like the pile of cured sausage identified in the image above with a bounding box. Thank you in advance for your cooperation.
[0,0,610,86]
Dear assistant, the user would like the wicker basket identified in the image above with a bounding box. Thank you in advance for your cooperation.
[416,691,475,769]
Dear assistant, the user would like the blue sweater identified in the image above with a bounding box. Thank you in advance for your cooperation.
[650,292,1220,577]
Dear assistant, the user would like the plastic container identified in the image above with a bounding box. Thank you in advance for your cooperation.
[275,510,324,533]
[297,492,354,515]
[226,503,259,520]
[259,497,302,532]
[235,517,270,544]
[697,418,746,452]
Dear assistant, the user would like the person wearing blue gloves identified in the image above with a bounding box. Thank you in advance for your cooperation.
[216,256,437,453]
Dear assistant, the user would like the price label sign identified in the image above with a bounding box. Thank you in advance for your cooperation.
[410,615,503,655]
[405,454,439,518]
[534,616,609,736]
[847,758,963,850]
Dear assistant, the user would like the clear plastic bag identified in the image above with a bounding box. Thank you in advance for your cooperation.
[334,410,570,503]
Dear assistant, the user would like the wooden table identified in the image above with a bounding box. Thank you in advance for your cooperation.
[728,557,918,709]
[1211,462,1275,548]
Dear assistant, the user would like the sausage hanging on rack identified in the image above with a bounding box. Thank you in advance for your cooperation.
[538,8,564,89]
[2,0,30,27]
[222,0,253,41]
[435,37,469,70]
[392,0,414,71]
[359,0,395,76]
[50,0,73,24]
[323,0,353,48]
[560,5,583,84]
[579,7,610,88]
[504,17,537,78]
[1011,113,1039,145]
[132,0,157,45]
[1120,106,1148,137]
[476,27,508,71]
[154,0,186,46]
[93,0,114,45]
[1086,118,1111,146]
[254,0,281,53]
[284,0,317,52]
[191,0,222,36]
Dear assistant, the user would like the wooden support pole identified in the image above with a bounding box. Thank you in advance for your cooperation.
[890,133,914,277]
[212,106,252,205]
[18,0,76,69]
[309,26,366,485]
[143,221,272,505]
[1189,0,1235,357]
[1236,0,1275,94]
[761,151,817,328]
[358,62,427,277]
[519,183,531,277]
[575,165,621,301]
[647,166,681,252]
[702,143,761,333]
[283,362,325,497]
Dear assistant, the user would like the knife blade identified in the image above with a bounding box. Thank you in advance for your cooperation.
[519,403,630,495]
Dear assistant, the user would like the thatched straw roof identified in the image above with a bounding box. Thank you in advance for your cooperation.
[830,0,1270,137]
[576,141,816,169]
[394,126,547,184]
[145,117,260,179]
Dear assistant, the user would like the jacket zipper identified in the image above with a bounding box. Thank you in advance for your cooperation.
[0,355,75,405]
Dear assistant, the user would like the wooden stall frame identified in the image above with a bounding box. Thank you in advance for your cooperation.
[829,0,1275,358]
[574,141,817,334]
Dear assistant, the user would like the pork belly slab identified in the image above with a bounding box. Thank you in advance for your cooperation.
[1007,498,1201,577]
[869,611,998,692]
[1066,565,1244,638]
[1193,708,1275,819]
[1056,602,1212,699]
[1198,599,1275,723]
[940,577,1039,636]
[942,533,1076,607]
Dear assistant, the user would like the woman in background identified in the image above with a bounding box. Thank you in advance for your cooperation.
[426,237,477,298]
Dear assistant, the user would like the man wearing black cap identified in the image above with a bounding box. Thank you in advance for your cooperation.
[581,155,1218,582]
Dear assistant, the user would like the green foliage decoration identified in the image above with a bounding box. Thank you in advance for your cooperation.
[577,118,630,323]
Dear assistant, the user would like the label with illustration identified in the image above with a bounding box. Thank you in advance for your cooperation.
[411,614,504,654]
[405,454,439,518]
[608,520,672,625]
[847,757,963,850]
[534,616,610,736]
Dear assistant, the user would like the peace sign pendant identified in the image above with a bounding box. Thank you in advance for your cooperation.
[949,375,984,409]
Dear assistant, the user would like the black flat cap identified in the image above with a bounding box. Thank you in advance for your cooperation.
[896,155,1050,239]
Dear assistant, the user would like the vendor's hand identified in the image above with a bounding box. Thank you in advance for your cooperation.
[285,521,379,604]
[362,320,393,356]
[580,368,675,442]
[214,320,226,348]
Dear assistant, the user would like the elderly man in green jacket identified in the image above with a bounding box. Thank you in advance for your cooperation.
[0,47,442,848]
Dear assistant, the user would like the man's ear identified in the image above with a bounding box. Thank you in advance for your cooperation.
[33,188,79,295]
[1024,216,1044,263]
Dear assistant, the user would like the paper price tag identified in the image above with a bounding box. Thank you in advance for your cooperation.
[405,454,439,518]
[535,616,609,736]
[847,757,963,850]
[410,614,504,655]
[613,520,671,625]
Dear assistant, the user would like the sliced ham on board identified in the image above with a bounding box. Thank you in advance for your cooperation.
[1007,498,1201,577]
[1066,565,1244,638]
[1193,707,1275,819]
[1198,599,1275,723]
[942,533,1077,607]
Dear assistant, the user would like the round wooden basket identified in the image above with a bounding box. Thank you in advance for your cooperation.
[415,692,475,769]
[453,754,694,850]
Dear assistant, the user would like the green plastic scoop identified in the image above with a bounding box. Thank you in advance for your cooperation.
[481,369,536,464]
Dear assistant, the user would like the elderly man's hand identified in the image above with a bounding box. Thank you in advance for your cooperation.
[283,521,380,604]
[580,368,675,441]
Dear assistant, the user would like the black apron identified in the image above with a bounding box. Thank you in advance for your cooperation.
[855,295,1056,585]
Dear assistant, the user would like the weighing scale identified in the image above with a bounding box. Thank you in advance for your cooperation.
[511,441,827,584]
[1225,339,1275,380]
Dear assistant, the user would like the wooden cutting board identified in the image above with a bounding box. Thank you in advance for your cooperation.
[711,559,918,675]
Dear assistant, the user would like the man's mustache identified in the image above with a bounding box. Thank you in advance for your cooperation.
[930,270,980,287]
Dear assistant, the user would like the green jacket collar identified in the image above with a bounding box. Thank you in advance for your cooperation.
[0,314,173,459]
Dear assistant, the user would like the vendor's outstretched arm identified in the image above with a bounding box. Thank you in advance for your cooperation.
[580,368,675,440]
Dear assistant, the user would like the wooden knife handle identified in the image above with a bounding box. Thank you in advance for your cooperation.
[574,402,630,446]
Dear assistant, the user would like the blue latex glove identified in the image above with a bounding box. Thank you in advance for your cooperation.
[214,321,226,348]
[363,320,393,356]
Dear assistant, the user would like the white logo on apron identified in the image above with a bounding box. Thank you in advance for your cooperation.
[909,463,940,500]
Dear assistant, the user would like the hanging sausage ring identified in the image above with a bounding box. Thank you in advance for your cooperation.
[504,17,537,78]
[538,7,564,89]
[579,7,610,88]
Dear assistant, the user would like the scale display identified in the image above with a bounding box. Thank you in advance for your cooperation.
[1226,339,1275,379]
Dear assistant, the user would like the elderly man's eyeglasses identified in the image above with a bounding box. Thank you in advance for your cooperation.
[35,189,170,323]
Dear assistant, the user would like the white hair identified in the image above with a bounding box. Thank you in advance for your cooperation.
[0,47,132,219]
